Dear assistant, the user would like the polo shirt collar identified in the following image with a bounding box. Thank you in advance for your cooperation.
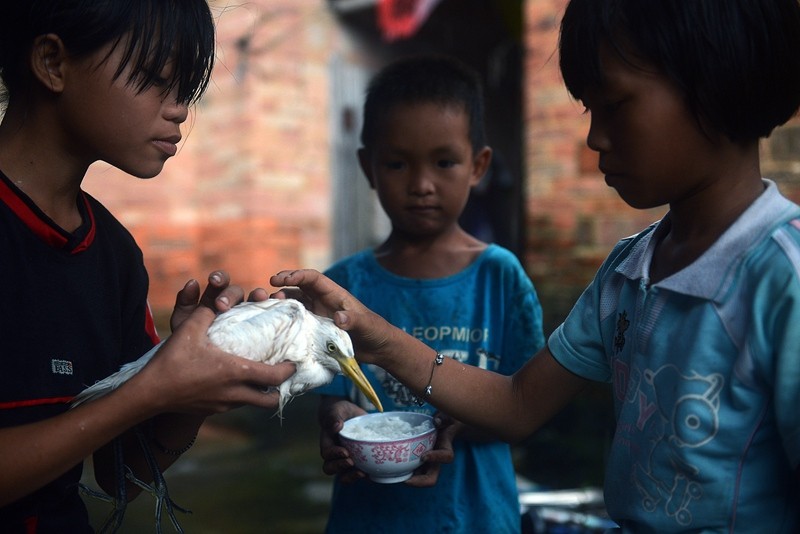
[616,179,800,302]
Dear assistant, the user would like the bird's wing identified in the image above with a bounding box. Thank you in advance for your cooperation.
[207,299,309,364]
[71,341,164,407]
[210,299,283,326]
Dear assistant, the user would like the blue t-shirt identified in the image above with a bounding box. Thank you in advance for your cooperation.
[549,180,800,533]
[317,243,545,533]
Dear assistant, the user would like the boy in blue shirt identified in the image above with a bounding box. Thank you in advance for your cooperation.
[273,0,800,531]
[314,55,545,533]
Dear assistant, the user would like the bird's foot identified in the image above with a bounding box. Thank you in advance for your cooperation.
[78,483,127,534]
[125,467,191,534]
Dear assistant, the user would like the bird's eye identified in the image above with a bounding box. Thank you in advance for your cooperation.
[326,342,336,353]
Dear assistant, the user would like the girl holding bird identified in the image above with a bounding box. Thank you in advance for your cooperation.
[0,2,295,531]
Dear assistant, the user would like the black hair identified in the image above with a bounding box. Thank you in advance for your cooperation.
[360,55,487,153]
[559,0,800,143]
[0,0,215,106]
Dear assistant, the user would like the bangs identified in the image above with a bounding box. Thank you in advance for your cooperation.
[559,0,646,101]
[113,1,215,105]
[360,55,487,152]
[558,0,615,101]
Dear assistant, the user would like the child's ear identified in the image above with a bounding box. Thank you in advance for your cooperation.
[30,33,68,94]
[357,148,377,189]
[470,146,493,186]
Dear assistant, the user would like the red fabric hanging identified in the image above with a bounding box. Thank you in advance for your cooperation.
[377,0,443,42]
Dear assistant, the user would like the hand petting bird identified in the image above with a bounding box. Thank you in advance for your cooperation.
[72,298,383,413]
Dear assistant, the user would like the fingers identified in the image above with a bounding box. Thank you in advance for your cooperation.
[337,468,367,484]
[405,463,442,487]
[243,360,297,390]
[268,287,309,306]
[230,387,282,411]
[270,269,323,290]
[174,278,202,308]
[320,430,357,477]
[320,428,366,483]
[432,414,460,453]
[199,271,244,312]
[320,428,360,478]
[421,446,455,466]
[317,398,369,480]
[247,287,270,302]
[404,414,457,487]
[403,447,452,487]
[170,278,201,331]
[270,269,353,312]
[199,360,298,413]
[170,271,244,332]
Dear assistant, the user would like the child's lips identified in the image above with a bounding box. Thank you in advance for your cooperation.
[407,204,439,211]
[153,136,181,157]
[407,205,440,217]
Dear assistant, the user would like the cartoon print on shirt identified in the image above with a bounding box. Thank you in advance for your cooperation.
[627,364,724,527]
[614,311,630,354]
[370,365,420,407]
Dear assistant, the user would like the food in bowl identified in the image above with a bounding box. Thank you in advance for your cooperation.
[338,411,437,484]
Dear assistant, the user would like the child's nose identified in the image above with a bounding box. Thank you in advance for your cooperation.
[164,100,189,124]
[586,115,609,153]
[408,169,436,195]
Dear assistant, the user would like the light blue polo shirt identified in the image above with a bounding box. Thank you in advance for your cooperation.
[549,180,800,532]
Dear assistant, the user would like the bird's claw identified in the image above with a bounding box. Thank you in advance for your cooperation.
[79,483,128,534]
[125,465,191,534]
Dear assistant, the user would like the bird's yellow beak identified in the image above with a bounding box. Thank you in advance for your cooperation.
[335,356,383,412]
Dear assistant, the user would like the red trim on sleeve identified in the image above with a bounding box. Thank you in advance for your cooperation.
[145,302,161,345]
[0,397,74,410]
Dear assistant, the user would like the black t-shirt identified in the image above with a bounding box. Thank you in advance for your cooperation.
[0,172,158,531]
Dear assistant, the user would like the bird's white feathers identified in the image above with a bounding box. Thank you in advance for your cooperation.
[71,299,356,415]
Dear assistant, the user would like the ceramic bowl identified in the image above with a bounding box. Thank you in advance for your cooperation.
[338,411,437,484]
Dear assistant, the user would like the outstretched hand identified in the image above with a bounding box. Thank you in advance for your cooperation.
[270,269,398,365]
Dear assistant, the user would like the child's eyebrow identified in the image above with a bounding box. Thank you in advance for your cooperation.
[430,144,465,155]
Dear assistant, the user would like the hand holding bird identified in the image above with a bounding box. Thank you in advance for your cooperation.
[73,298,383,415]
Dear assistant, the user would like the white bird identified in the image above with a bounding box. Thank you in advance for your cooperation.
[72,298,383,413]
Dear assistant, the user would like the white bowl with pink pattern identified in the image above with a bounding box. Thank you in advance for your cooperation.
[338,411,437,484]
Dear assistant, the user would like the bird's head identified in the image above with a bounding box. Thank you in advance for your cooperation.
[318,320,383,412]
